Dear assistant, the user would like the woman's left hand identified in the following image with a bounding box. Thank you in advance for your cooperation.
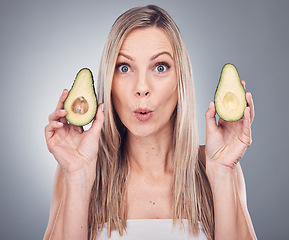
[205,80,255,172]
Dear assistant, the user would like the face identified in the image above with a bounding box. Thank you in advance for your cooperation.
[112,27,178,138]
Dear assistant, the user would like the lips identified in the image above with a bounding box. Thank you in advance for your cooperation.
[133,108,153,121]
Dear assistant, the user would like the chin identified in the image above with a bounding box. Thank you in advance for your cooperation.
[129,125,156,138]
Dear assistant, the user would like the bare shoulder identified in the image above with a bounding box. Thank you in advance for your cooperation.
[43,164,64,239]
[198,145,206,167]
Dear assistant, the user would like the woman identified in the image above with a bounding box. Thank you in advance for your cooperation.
[44,5,257,240]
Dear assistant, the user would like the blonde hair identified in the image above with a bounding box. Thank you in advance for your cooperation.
[89,5,214,240]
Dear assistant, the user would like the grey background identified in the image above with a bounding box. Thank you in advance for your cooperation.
[0,0,288,239]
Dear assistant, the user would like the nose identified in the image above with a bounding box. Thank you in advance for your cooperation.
[135,71,151,97]
[136,90,150,97]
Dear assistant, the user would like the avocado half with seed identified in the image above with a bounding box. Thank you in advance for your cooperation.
[214,63,247,122]
[64,68,97,126]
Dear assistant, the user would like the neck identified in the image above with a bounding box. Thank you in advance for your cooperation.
[126,126,174,177]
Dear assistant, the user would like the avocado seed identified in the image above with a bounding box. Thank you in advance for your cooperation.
[71,96,89,114]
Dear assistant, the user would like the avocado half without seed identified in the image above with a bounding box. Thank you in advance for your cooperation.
[64,68,97,126]
[214,63,247,122]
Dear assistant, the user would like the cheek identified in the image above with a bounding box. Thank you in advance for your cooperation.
[160,78,178,107]
[112,77,130,101]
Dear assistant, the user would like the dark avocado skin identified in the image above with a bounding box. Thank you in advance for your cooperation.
[66,68,96,100]
[64,68,98,126]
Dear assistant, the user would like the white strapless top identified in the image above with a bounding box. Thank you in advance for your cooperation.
[96,219,208,240]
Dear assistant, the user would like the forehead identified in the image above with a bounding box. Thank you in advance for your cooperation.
[120,27,173,56]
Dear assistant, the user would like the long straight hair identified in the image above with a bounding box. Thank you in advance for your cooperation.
[88,5,214,240]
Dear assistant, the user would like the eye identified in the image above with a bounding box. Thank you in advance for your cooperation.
[155,62,170,73]
[120,65,130,73]
[156,65,166,72]
[116,63,131,73]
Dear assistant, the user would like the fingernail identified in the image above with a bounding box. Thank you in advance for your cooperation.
[101,103,104,112]
[209,101,212,109]
[57,122,63,126]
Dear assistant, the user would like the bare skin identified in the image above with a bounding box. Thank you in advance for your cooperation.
[44,27,257,239]
[205,81,257,239]
[112,27,177,219]
[44,89,105,239]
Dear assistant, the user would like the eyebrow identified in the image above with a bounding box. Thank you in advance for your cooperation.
[117,51,173,61]
[151,51,173,61]
[118,52,134,61]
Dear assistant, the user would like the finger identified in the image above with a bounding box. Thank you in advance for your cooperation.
[59,115,68,124]
[45,121,64,145]
[205,101,218,134]
[48,109,67,123]
[218,117,226,128]
[89,103,105,138]
[72,125,84,134]
[241,80,246,90]
[241,107,252,147]
[246,92,255,123]
[55,89,69,111]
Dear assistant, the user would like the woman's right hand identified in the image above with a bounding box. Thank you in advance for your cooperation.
[44,89,104,181]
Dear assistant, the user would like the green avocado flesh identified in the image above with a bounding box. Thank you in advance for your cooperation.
[64,68,97,126]
[214,63,247,122]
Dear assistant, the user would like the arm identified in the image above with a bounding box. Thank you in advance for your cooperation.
[204,81,257,239]
[206,162,257,239]
[44,165,94,240]
[44,90,104,239]
[199,145,257,239]
[50,167,95,239]
[235,163,257,239]
[43,164,63,239]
